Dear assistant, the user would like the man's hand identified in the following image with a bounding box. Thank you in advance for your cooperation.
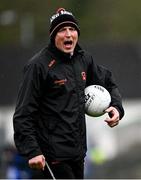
[28,154,46,170]
[104,106,120,128]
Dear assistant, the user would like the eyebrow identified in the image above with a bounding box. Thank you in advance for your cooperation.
[59,27,75,31]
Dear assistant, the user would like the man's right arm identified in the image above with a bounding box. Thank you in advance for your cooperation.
[13,63,43,160]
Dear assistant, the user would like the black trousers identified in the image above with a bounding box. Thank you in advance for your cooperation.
[32,159,84,179]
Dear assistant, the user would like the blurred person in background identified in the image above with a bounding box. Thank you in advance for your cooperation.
[13,8,124,179]
[2,145,32,179]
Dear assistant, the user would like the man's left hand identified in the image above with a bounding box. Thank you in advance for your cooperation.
[104,106,120,128]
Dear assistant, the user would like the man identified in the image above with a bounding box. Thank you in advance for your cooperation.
[13,8,124,179]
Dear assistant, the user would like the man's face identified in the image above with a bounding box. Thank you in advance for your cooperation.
[55,26,78,54]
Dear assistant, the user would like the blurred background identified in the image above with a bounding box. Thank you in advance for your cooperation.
[0,0,141,179]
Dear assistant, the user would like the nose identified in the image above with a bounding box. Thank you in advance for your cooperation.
[65,29,71,37]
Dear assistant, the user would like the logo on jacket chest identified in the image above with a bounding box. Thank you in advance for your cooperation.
[81,71,86,81]
[54,79,67,85]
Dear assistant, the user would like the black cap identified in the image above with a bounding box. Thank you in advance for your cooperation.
[49,8,80,41]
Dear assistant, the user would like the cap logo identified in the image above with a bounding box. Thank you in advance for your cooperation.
[50,10,73,23]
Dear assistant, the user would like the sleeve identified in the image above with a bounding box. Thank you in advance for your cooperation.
[13,62,44,160]
[104,69,125,120]
[86,55,124,119]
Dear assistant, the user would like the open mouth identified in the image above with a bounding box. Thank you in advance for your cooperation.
[64,40,73,48]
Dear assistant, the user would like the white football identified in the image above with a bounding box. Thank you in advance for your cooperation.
[84,85,111,117]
